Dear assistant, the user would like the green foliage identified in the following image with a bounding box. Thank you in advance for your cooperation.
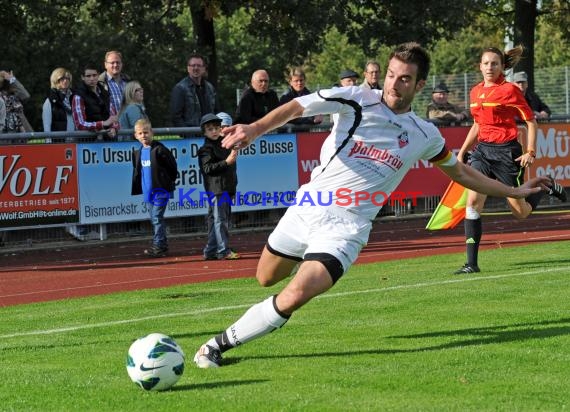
[1,240,569,410]
[539,0,570,42]
[1,0,569,130]
[304,27,367,89]
[344,0,482,52]
[534,16,570,67]
[429,15,504,74]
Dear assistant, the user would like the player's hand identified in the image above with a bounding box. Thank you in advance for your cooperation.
[513,176,550,198]
[221,124,257,150]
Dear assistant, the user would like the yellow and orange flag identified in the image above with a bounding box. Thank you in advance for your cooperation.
[426,181,467,230]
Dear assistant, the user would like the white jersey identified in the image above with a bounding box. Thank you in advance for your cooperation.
[295,86,451,220]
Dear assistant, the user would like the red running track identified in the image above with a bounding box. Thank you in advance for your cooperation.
[1,212,569,307]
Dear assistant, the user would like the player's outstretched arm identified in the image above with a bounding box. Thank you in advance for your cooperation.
[221,100,304,149]
[439,160,549,199]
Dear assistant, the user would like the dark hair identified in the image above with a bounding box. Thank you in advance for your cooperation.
[480,45,524,70]
[388,42,430,82]
[187,53,207,66]
[82,62,100,75]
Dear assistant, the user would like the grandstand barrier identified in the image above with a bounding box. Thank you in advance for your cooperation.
[0,122,568,249]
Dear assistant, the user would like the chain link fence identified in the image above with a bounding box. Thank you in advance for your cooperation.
[418,66,570,120]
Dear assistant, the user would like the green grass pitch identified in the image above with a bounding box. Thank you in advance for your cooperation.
[1,240,569,411]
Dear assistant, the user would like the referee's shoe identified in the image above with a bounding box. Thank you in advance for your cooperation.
[548,175,567,202]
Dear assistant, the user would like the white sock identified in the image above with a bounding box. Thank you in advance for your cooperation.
[466,206,480,220]
[209,295,289,351]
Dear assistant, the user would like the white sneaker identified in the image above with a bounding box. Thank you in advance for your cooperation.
[193,344,222,368]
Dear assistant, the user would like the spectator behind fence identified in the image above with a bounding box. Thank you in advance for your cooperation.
[279,67,323,126]
[72,62,119,141]
[0,69,32,135]
[70,63,119,241]
[42,68,75,143]
[360,60,382,90]
[131,118,178,258]
[339,69,359,87]
[170,54,219,128]
[99,50,130,115]
[119,80,148,133]
[426,82,469,124]
[198,113,240,261]
[513,71,551,120]
[216,111,233,130]
[235,70,279,125]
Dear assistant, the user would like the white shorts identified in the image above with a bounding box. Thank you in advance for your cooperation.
[267,204,372,273]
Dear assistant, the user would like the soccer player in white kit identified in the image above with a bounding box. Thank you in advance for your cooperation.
[194,42,549,368]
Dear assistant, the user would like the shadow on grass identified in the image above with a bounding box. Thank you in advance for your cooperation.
[385,317,570,352]
[235,317,570,360]
[171,379,268,392]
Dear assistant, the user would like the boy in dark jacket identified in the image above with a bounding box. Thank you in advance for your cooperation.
[131,119,178,257]
[198,113,240,260]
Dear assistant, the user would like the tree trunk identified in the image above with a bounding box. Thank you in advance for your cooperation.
[513,0,537,90]
[188,0,218,88]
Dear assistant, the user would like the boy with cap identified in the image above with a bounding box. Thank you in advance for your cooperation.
[198,113,240,260]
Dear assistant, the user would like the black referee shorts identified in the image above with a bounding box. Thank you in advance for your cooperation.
[470,140,525,187]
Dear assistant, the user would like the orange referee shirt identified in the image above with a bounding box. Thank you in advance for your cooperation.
[469,73,535,144]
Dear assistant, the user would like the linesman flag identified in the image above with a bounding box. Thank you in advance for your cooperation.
[425,181,467,230]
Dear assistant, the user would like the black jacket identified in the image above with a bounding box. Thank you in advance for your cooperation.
[47,88,74,131]
[75,81,111,123]
[525,90,551,116]
[131,141,178,196]
[235,87,279,124]
[198,137,237,196]
[279,86,315,125]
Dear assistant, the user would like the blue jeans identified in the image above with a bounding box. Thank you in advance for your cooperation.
[149,202,168,249]
[203,195,232,258]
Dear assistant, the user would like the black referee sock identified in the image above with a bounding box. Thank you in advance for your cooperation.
[464,218,482,267]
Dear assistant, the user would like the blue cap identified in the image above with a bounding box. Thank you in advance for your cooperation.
[216,112,233,126]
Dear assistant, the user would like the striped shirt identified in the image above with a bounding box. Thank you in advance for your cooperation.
[105,74,126,114]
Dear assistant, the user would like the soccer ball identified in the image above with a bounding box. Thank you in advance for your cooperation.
[126,333,185,391]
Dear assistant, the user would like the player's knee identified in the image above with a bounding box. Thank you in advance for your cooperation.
[510,203,532,220]
[256,271,278,287]
[512,210,530,220]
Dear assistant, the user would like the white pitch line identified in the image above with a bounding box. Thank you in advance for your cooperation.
[2,265,569,339]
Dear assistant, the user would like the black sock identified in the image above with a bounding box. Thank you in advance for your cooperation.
[215,332,233,353]
[464,218,482,267]
[526,191,544,210]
